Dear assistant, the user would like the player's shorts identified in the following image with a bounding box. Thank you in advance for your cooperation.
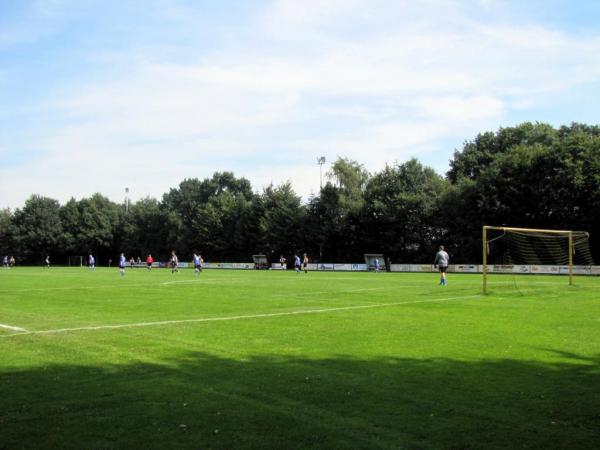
[194,264,201,269]
[147,262,152,267]
[171,262,177,268]
[438,266,448,273]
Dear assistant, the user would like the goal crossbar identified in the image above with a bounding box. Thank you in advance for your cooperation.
[482,225,583,293]
[483,226,575,234]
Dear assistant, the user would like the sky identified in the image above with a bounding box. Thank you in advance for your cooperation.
[1,0,599,209]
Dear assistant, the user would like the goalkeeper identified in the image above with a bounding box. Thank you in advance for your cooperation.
[434,245,449,286]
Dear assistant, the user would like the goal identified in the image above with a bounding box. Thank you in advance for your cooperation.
[482,226,594,293]
[67,256,84,267]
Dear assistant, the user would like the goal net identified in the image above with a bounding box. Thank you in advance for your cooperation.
[67,255,83,267]
[483,226,594,293]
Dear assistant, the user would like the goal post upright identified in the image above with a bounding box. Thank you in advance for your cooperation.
[568,231,573,286]
[483,225,488,294]
[482,225,578,294]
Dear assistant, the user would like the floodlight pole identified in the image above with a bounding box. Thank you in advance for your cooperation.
[125,187,130,214]
[317,156,326,190]
[316,157,327,260]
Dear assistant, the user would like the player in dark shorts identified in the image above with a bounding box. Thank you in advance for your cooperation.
[294,254,301,273]
[434,245,450,286]
[193,253,202,277]
[170,251,179,273]
[302,253,309,273]
[146,254,154,270]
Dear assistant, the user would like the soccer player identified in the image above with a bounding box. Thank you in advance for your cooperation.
[193,253,202,277]
[9,256,15,268]
[146,254,154,270]
[279,255,286,270]
[170,251,179,274]
[374,257,381,273]
[434,245,450,286]
[119,253,126,277]
[294,254,301,273]
[303,253,309,274]
[3,255,8,270]
[44,255,50,269]
[88,254,95,271]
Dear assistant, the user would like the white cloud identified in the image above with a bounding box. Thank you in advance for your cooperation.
[1,0,600,208]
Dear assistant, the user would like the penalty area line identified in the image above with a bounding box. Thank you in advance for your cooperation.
[0,294,482,339]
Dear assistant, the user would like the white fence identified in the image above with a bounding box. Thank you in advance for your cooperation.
[389,264,600,275]
[147,261,600,274]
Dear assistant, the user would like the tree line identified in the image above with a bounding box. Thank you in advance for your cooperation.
[1,122,599,265]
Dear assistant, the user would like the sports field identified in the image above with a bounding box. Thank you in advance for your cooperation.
[1,268,599,449]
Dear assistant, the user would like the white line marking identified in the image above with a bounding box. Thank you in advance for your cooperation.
[0,284,153,293]
[270,287,387,299]
[0,294,480,338]
[0,279,250,293]
[0,323,27,332]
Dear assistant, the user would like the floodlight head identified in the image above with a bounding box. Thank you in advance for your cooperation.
[317,156,326,165]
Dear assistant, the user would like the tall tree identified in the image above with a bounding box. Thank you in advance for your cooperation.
[262,182,305,260]
[311,158,370,261]
[13,195,64,263]
[0,208,17,257]
[445,122,600,262]
[364,159,446,262]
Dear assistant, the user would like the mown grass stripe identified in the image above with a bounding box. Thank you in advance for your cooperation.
[0,294,480,338]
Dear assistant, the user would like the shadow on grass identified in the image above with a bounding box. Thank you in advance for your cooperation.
[1,351,599,449]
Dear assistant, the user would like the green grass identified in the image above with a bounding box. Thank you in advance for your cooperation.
[1,267,599,449]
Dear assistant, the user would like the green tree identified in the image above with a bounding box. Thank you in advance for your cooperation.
[310,158,370,261]
[161,172,258,261]
[13,195,64,263]
[0,208,17,257]
[364,159,446,262]
[446,122,600,262]
[262,182,305,260]
[60,194,121,264]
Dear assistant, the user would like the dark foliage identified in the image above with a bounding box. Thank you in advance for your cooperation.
[2,122,598,264]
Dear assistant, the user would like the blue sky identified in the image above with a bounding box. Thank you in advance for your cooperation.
[1,0,599,209]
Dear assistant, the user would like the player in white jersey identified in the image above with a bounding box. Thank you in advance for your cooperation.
[374,258,381,272]
[193,253,202,277]
[434,245,450,286]
[294,254,301,273]
[170,251,179,273]
[2,255,8,269]
[119,253,126,277]
[88,254,95,271]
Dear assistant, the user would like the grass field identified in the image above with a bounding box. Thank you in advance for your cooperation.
[1,267,599,449]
